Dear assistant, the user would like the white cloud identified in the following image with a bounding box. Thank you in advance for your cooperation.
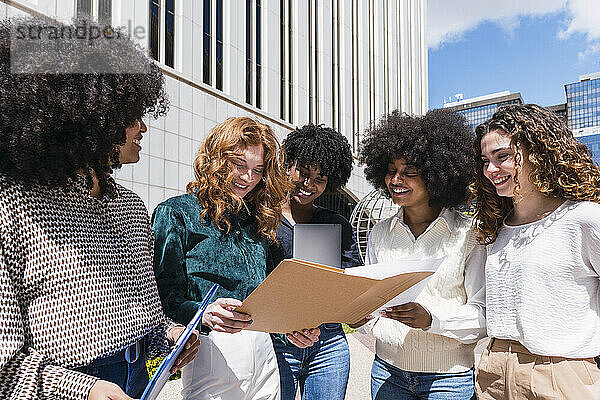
[576,42,600,62]
[559,0,600,61]
[427,0,566,49]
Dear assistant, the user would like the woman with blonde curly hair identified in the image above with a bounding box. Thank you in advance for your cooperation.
[472,104,600,400]
[152,117,320,400]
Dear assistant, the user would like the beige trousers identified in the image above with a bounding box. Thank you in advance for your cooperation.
[476,338,600,400]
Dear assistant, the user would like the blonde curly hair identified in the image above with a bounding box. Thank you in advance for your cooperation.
[470,104,600,244]
[187,117,290,241]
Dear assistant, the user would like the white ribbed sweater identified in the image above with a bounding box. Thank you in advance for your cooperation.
[486,200,600,358]
[363,208,484,373]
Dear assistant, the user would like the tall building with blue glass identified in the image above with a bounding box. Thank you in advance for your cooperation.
[566,72,600,164]
[442,91,523,131]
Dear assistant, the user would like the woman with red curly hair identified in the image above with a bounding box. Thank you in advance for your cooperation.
[472,104,600,400]
[152,117,320,400]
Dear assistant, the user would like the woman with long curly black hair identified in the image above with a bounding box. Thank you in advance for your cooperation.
[268,123,361,400]
[0,16,198,400]
[472,104,600,400]
[353,109,486,400]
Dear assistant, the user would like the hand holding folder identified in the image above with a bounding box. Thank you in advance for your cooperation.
[236,258,442,333]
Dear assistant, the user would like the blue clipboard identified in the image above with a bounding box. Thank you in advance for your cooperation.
[140,283,219,400]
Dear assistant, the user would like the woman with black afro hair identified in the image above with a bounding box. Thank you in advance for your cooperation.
[352,109,487,400]
[0,16,199,400]
[268,123,362,400]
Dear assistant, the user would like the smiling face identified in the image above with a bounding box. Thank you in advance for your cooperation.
[288,161,328,206]
[118,120,147,164]
[384,158,429,207]
[229,144,265,199]
[480,129,521,198]
[480,128,538,199]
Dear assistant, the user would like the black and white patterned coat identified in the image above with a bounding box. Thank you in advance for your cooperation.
[0,175,170,400]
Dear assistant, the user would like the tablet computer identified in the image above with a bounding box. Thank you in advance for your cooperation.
[293,224,342,268]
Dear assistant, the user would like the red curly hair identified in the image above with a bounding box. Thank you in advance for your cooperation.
[187,117,290,241]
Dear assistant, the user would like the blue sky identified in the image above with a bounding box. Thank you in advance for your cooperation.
[428,0,600,109]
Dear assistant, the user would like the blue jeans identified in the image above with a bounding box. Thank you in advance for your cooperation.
[272,323,350,400]
[75,340,149,398]
[371,356,475,400]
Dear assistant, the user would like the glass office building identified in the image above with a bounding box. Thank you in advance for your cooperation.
[548,103,567,123]
[566,72,600,164]
[443,91,523,131]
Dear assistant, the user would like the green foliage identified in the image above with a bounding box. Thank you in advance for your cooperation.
[146,357,181,381]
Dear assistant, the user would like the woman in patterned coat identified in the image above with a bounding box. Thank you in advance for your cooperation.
[0,16,198,400]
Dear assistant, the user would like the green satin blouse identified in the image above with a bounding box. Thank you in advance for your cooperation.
[152,193,272,325]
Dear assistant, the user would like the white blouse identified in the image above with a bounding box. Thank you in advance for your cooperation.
[486,200,600,358]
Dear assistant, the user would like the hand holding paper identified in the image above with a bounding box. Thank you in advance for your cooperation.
[380,302,432,329]
[344,256,445,315]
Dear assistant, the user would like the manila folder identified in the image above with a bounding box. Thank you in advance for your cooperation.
[236,259,433,333]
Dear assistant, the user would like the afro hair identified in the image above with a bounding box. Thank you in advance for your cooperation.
[282,123,353,192]
[359,109,474,208]
[0,16,168,191]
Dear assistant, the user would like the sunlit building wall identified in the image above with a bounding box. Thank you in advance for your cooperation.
[1,0,428,213]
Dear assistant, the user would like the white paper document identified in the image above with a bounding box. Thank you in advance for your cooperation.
[345,257,445,313]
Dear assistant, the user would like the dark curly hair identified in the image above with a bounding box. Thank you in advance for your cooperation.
[359,109,474,208]
[0,16,168,191]
[282,123,353,192]
[471,103,600,244]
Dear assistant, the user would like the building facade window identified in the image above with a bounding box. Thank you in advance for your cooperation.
[313,0,318,123]
[256,0,262,109]
[76,0,111,23]
[148,0,174,69]
[454,98,522,131]
[308,0,313,122]
[566,79,600,130]
[288,0,293,123]
[280,0,285,120]
[98,0,112,25]
[351,0,358,152]
[149,0,160,62]
[279,0,294,123]
[165,0,175,68]
[76,0,92,18]
[244,0,261,109]
[246,0,252,104]
[203,0,211,85]
[332,0,340,129]
[216,0,223,90]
